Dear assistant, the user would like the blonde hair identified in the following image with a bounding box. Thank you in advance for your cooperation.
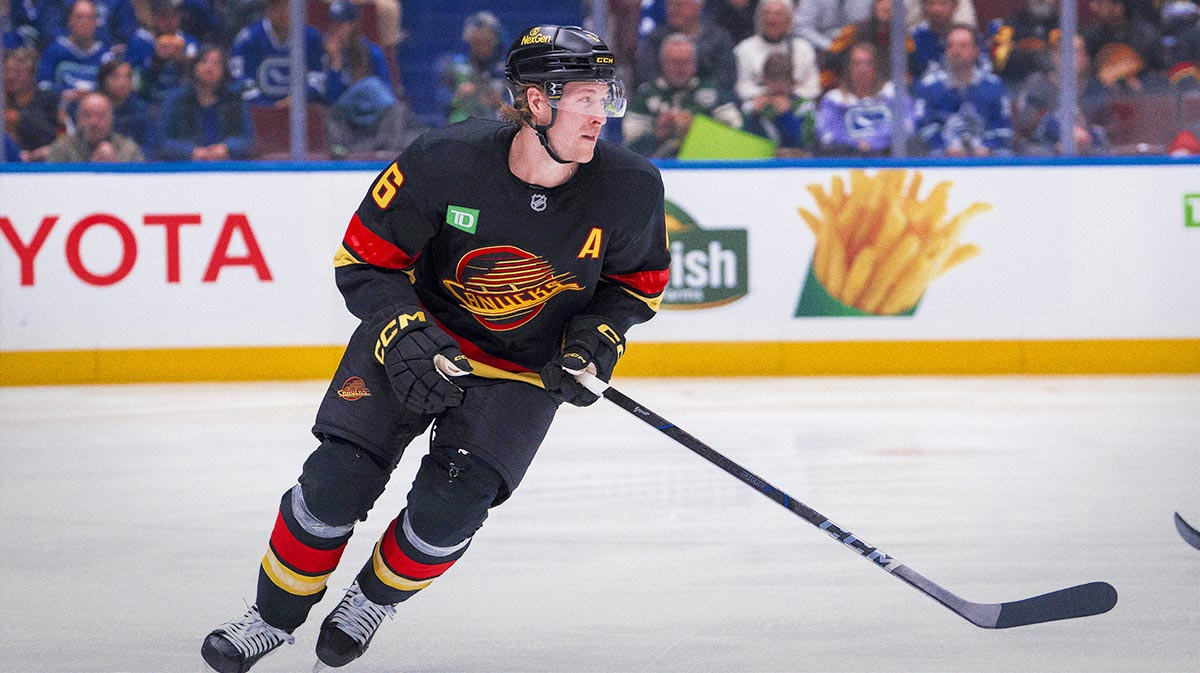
[498,82,538,125]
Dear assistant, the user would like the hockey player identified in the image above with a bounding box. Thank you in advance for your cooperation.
[201,25,670,673]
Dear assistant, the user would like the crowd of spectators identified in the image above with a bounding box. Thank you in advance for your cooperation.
[617,0,1200,157]
[3,0,415,162]
[3,0,1200,163]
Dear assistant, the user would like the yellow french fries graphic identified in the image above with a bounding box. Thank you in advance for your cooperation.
[798,169,990,316]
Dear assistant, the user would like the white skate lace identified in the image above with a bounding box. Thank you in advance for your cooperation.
[217,604,295,657]
[329,582,396,644]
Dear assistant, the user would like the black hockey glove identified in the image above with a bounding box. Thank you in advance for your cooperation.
[373,306,473,415]
[539,316,625,407]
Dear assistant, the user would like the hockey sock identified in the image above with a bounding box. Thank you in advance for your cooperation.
[356,508,470,605]
[257,485,354,631]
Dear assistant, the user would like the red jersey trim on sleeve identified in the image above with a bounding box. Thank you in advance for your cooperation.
[343,212,420,270]
[602,268,670,298]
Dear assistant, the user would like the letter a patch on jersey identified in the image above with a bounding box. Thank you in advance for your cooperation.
[577,227,603,259]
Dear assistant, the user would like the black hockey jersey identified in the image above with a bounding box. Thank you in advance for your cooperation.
[333,118,670,381]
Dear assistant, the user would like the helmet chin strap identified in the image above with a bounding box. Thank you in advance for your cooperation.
[524,107,574,165]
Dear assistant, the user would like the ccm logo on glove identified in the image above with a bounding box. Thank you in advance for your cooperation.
[540,317,625,407]
[374,310,431,364]
[373,308,472,415]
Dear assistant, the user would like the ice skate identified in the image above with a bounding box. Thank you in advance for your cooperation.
[201,604,294,673]
[315,581,396,668]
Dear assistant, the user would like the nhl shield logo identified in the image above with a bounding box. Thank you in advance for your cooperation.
[530,193,547,212]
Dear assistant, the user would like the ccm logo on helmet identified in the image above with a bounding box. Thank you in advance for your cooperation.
[594,56,614,64]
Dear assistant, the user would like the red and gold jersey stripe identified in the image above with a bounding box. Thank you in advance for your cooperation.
[339,212,421,270]
[604,267,670,312]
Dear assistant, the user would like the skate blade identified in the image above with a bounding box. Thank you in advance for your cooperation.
[312,662,328,673]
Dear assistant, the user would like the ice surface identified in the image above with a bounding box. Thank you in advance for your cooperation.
[1,376,1197,672]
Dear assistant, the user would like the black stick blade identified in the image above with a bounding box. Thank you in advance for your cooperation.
[1174,512,1200,551]
[992,582,1118,629]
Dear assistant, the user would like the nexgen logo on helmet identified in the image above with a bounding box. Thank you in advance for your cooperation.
[520,26,552,45]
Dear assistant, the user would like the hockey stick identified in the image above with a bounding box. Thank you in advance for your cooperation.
[574,373,1118,629]
[1174,512,1200,551]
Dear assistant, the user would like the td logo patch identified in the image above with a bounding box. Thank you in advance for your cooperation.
[446,205,480,233]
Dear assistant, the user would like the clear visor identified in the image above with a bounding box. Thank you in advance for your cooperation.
[546,80,627,118]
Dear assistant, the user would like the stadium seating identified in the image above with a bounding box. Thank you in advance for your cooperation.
[1105,93,1181,152]
[250,103,329,160]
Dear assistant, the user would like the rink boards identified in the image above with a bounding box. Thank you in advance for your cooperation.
[1,159,1198,384]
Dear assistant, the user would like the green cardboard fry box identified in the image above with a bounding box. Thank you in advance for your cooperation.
[794,263,919,317]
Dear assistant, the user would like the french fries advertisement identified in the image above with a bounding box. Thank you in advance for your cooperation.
[796,169,990,317]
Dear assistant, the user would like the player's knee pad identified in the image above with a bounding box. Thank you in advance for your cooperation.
[295,434,394,529]
[405,446,504,548]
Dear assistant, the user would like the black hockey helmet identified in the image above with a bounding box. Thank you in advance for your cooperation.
[504,25,626,118]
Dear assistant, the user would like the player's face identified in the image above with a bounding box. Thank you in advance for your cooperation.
[546,82,609,162]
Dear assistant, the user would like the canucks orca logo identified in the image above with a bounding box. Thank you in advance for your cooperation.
[54,61,101,91]
[846,105,892,138]
[442,246,584,331]
[258,56,293,97]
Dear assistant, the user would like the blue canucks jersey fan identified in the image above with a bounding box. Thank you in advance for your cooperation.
[4,0,40,49]
[914,25,1013,156]
[910,0,993,79]
[323,0,393,104]
[229,0,326,106]
[125,0,200,102]
[910,0,958,77]
[32,0,138,50]
[37,0,110,95]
